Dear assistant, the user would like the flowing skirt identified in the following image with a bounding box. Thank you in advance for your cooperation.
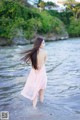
[21,64,47,100]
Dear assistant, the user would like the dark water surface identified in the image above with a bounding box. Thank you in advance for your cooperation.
[0,38,80,120]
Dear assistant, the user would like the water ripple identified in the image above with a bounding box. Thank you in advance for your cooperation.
[0,38,80,118]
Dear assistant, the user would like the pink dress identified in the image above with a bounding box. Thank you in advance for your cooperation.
[21,64,47,100]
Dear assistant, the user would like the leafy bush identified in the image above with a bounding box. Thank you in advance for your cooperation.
[0,0,67,40]
[67,17,80,37]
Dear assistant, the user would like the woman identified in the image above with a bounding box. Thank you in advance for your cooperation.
[20,37,47,109]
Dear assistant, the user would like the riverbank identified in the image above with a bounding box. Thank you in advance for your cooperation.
[0,33,69,46]
[0,0,80,46]
[0,0,73,46]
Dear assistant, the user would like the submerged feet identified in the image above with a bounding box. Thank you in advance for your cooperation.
[39,89,44,103]
[32,95,38,109]
[32,89,44,109]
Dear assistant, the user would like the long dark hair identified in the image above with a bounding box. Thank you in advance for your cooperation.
[20,37,43,70]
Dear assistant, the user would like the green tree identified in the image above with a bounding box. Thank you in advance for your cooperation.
[67,17,80,37]
[64,0,80,19]
[38,1,46,10]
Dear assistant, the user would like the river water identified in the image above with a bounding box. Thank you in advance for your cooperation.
[0,38,80,120]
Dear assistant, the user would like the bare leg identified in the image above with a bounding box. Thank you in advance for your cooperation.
[39,89,44,103]
[32,95,38,109]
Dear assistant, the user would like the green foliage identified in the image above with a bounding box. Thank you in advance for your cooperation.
[0,0,79,41]
[38,1,46,9]
[0,0,66,40]
[48,8,80,37]
[38,11,65,35]
[67,17,80,37]
[46,1,55,6]
[48,10,73,25]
